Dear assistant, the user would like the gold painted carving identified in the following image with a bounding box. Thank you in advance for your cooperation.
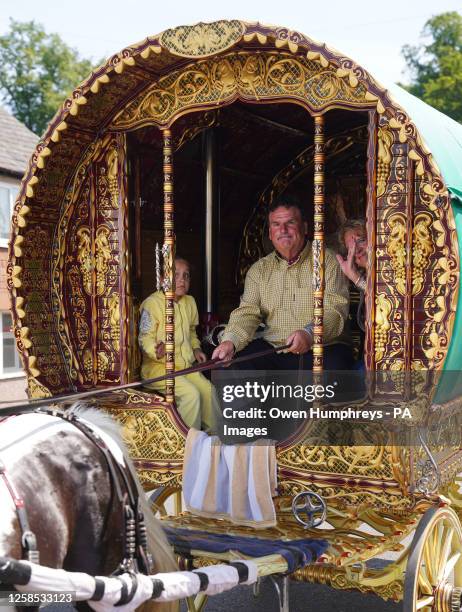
[76,227,92,294]
[95,226,111,295]
[51,138,107,383]
[97,351,110,379]
[27,376,52,399]
[76,225,112,295]
[412,212,434,295]
[83,348,92,380]
[375,293,393,363]
[386,212,406,295]
[108,293,120,352]
[106,147,119,209]
[111,51,369,130]
[159,20,245,58]
[377,126,393,197]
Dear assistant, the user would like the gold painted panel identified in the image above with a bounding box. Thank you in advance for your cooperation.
[159,21,245,58]
[54,133,128,387]
[111,51,370,130]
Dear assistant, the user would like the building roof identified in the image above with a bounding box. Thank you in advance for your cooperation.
[0,106,38,177]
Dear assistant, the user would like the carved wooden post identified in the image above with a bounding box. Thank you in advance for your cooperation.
[312,115,325,374]
[162,128,175,403]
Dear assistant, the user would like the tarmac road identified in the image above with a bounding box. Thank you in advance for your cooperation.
[42,579,401,612]
[179,579,402,612]
[42,562,402,612]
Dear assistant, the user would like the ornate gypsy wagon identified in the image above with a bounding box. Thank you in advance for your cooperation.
[7,19,462,611]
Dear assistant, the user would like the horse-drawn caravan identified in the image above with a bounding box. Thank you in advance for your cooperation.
[5,18,462,612]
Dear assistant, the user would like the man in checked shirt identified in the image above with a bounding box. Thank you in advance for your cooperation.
[212,195,353,370]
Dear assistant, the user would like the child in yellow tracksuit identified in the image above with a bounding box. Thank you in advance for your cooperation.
[138,258,216,431]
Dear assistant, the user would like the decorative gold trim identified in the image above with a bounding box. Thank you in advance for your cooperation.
[159,21,245,58]
[110,51,370,130]
[27,376,52,399]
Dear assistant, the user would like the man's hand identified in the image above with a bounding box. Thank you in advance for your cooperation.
[212,341,235,362]
[286,330,313,354]
[155,341,165,359]
[194,348,207,363]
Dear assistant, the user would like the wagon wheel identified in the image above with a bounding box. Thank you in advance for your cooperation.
[404,506,462,611]
[146,486,182,517]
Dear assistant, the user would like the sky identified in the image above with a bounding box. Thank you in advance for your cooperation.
[0,0,461,86]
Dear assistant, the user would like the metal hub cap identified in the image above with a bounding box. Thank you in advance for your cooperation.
[292,491,327,528]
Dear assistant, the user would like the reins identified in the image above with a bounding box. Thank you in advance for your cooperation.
[0,343,291,415]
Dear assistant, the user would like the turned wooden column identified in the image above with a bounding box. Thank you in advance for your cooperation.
[162,128,175,403]
[312,115,325,374]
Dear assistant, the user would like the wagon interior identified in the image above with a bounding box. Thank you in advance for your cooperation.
[126,101,370,361]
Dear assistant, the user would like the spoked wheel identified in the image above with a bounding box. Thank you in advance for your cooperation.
[404,506,462,611]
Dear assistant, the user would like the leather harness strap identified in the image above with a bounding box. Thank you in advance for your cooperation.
[0,410,150,595]
[56,410,151,578]
[0,455,39,563]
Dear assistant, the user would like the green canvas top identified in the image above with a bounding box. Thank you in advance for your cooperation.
[387,84,462,203]
[385,84,462,372]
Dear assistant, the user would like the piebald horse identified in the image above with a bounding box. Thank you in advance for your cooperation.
[0,404,178,611]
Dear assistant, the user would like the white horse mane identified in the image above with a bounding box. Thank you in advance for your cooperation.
[68,402,125,447]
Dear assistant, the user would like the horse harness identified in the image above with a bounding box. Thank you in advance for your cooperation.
[0,417,39,564]
[0,409,152,578]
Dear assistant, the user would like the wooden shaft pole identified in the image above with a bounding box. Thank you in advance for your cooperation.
[312,115,325,374]
[162,128,175,403]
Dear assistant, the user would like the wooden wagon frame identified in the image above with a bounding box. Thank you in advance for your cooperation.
[8,19,462,611]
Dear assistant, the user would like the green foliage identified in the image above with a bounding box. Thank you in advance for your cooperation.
[0,19,98,135]
[402,11,462,123]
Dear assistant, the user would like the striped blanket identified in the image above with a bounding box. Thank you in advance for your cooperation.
[183,429,277,528]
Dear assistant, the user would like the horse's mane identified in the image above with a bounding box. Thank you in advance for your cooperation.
[68,402,179,612]
[68,402,125,445]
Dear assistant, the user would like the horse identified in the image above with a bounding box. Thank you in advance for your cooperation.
[0,403,178,612]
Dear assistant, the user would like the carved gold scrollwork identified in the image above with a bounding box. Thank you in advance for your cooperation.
[326,446,385,473]
[76,225,112,296]
[76,227,92,294]
[377,126,393,197]
[375,293,392,363]
[111,52,369,130]
[108,293,120,352]
[412,212,434,295]
[95,226,111,295]
[386,212,406,296]
[105,147,119,209]
[27,376,52,399]
[159,20,245,58]
[97,351,110,379]
[113,409,185,461]
[83,348,93,381]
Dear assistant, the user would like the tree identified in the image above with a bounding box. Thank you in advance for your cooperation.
[0,20,97,135]
[402,11,462,123]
